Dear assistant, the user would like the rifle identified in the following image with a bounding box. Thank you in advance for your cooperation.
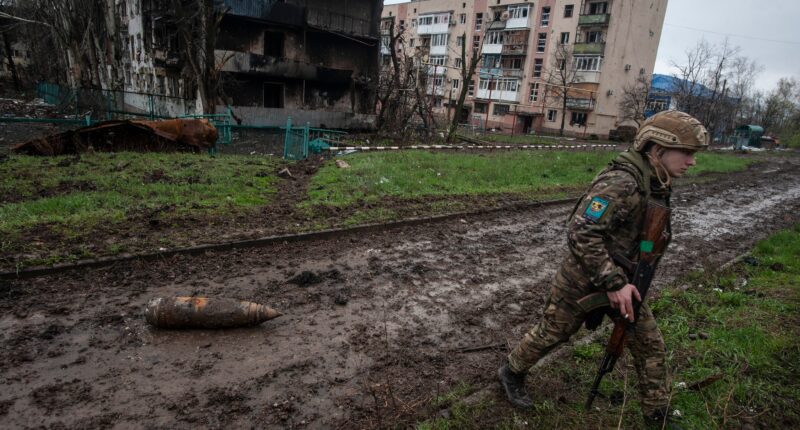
[577,200,671,411]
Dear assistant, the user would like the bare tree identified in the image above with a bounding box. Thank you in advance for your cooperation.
[618,74,651,127]
[171,0,229,114]
[544,43,582,136]
[445,31,485,142]
[375,20,432,136]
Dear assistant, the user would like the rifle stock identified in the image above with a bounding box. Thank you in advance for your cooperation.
[583,201,671,410]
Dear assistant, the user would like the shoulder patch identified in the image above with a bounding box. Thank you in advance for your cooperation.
[584,197,610,222]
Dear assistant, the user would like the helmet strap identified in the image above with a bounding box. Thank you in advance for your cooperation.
[646,147,672,188]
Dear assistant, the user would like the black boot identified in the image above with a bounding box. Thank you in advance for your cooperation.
[497,364,533,409]
[644,409,685,430]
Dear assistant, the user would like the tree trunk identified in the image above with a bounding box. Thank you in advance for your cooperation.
[2,33,21,90]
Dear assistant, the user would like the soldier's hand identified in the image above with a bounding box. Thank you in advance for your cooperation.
[607,284,641,322]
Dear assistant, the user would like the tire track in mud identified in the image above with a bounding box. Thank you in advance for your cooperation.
[0,157,798,429]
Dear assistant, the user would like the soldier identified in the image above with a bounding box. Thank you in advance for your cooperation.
[498,110,709,429]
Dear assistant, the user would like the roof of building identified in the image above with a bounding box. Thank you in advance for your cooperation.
[650,73,714,97]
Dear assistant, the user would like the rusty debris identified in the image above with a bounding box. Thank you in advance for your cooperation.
[12,118,218,156]
[144,296,282,329]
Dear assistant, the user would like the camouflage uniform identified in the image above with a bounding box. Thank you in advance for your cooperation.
[507,150,671,416]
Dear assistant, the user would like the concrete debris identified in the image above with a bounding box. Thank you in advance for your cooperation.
[335,159,350,169]
[12,119,218,156]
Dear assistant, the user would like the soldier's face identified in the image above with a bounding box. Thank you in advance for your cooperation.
[658,148,697,178]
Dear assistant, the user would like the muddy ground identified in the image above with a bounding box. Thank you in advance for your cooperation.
[1,155,799,429]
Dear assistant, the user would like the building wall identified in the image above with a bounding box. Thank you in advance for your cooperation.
[382,0,668,138]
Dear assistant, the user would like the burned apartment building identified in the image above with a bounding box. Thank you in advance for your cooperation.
[123,0,382,128]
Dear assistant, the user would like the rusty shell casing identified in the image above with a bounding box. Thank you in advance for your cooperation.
[144,297,281,329]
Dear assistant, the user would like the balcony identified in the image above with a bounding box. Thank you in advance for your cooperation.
[578,14,610,26]
[475,88,519,103]
[505,16,529,29]
[221,0,304,26]
[427,85,446,96]
[501,44,528,55]
[501,68,524,78]
[566,97,596,111]
[479,67,502,78]
[418,14,451,35]
[483,43,503,54]
[430,44,447,56]
[573,42,605,55]
[217,50,352,84]
[575,70,601,83]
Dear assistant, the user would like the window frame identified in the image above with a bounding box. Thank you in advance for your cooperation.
[529,82,540,102]
[540,6,551,27]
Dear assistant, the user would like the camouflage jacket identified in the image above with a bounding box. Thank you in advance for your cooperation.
[559,151,671,292]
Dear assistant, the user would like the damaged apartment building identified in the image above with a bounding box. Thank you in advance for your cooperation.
[383,0,668,138]
[122,0,382,128]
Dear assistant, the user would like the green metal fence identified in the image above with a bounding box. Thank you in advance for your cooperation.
[22,83,347,159]
[36,82,194,120]
[282,117,348,160]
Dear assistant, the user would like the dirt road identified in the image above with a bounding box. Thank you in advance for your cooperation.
[1,156,799,429]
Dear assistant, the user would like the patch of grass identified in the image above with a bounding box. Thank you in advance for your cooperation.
[413,224,800,429]
[0,152,280,235]
[478,134,556,145]
[306,151,617,207]
[690,152,756,175]
[342,207,398,227]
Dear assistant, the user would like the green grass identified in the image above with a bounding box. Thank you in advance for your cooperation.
[306,151,617,207]
[691,152,756,175]
[414,224,800,429]
[478,134,559,145]
[0,152,279,250]
[306,151,755,208]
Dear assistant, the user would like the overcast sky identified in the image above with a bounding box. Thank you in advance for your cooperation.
[383,0,800,93]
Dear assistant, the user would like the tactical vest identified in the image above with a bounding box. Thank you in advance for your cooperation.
[568,150,671,275]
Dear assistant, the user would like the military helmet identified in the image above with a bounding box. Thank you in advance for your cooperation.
[633,110,709,152]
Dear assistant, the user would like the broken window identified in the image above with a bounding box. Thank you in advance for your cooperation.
[453,79,460,89]
[264,32,285,58]
[547,109,557,121]
[263,83,284,108]
[468,80,475,96]
[564,4,574,17]
[560,32,570,44]
[536,33,547,53]
[540,7,551,26]
[571,112,587,125]
[493,104,509,115]
[454,58,463,68]
[533,58,543,77]
[474,102,487,113]
[588,2,609,14]
[460,14,466,24]
[475,13,483,31]
[585,31,603,43]
[508,5,530,19]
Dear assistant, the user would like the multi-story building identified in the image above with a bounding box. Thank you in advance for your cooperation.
[119,0,381,128]
[382,0,668,138]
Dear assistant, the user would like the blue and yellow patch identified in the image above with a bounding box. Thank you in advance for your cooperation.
[584,197,610,222]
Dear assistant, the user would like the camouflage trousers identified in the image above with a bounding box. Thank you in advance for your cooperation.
[507,269,669,415]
